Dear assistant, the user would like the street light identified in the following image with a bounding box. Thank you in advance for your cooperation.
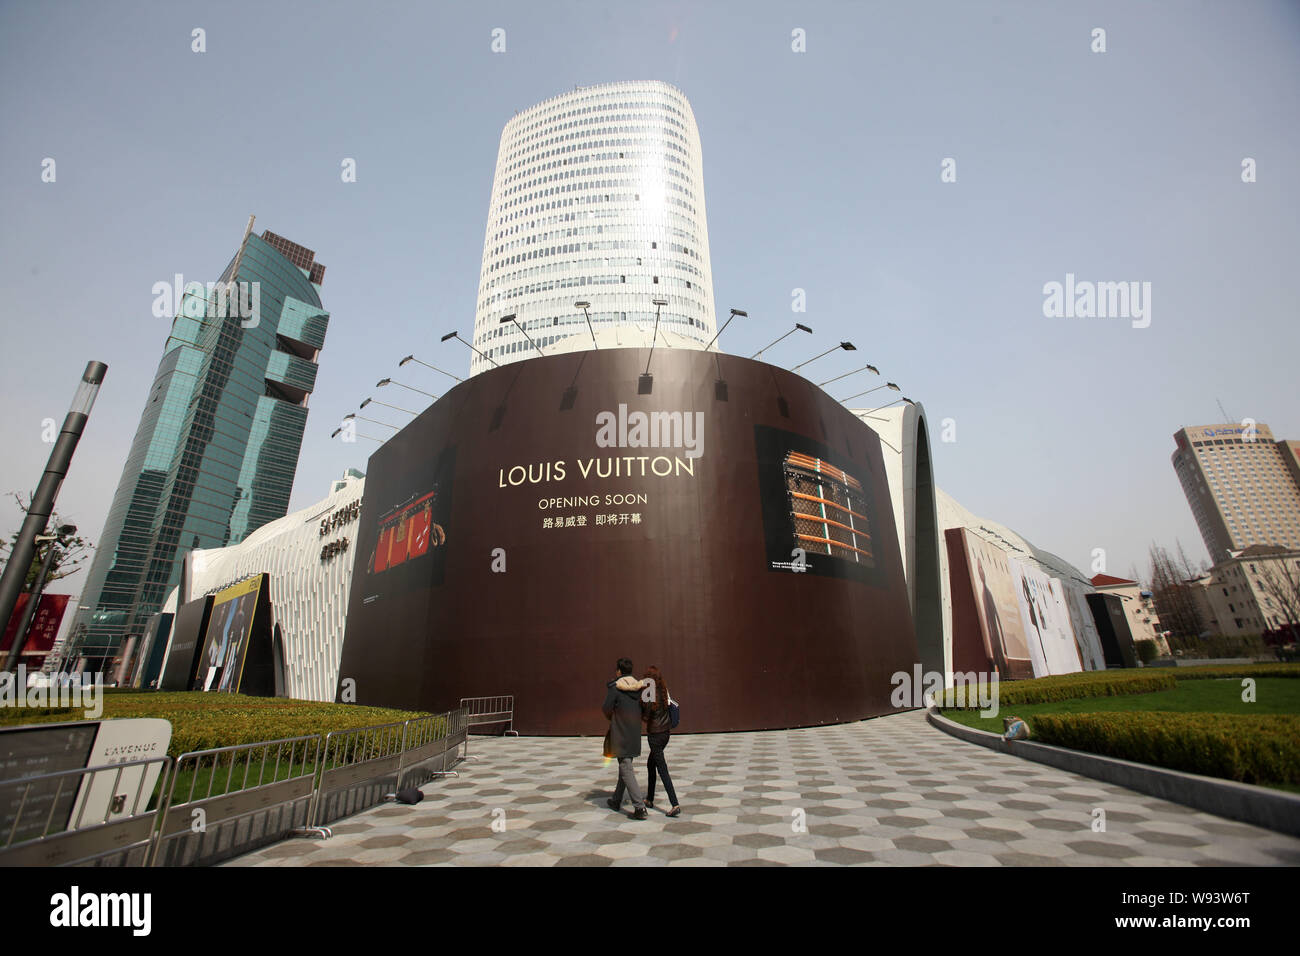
[399,355,463,384]
[702,308,745,353]
[360,396,416,416]
[818,363,879,388]
[751,323,812,360]
[791,341,855,372]
[376,377,437,401]
[0,361,106,669]
[575,300,597,349]
[441,330,498,369]
[500,313,544,358]
[840,382,899,404]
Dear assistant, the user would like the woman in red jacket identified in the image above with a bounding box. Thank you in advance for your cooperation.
[641,665,681,817]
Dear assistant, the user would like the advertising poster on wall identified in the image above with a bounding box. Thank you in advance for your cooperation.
[1008,558,1084,677]
[361,446,456,603]
[196,577,261,693]
[959,530,1034,679]
[755,425,886,586]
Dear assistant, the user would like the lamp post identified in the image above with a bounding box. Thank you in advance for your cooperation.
[818,363,879,388]
[376,378,437,401]
[840,382,899,404]
[0,361,106,662]
[441,330,498,369]
[500,313,544,357]
[575,301,597,349]
[398,355,463,384]
[792,341,855,372]
[3,525,76,673]
[751,323,812,360]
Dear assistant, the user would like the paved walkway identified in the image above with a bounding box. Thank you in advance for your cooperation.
[226,711,1300,866]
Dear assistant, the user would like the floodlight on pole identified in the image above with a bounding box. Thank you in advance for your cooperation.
[500,313,544,358]
[376,377,437,400]
[646,298,669,374]
[361,396,416,416]
[839,382,899,404]
[399,355,463,384]
[575,300,597,349]
[442,330,498,368]
[343,412,399,430]
[859,396,914,416]
[702,308,745,353]
[818,363,879,388]
[750,323,812,360]
[791,341,856,372]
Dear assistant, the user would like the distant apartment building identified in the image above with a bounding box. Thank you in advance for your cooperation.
[1202,545,1300,636]
[1171,422,1300,563]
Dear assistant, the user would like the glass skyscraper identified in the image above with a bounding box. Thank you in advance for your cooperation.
[66,221,329,667]
[471,80,715,376]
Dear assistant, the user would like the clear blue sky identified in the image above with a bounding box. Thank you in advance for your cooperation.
[2,0,1298,617]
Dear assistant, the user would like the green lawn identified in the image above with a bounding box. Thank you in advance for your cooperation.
[943,678,1300,735]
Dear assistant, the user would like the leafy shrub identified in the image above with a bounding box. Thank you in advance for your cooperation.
[1028,711,1300,786]
[1135,640,1160,664]
[937,670,1176,709]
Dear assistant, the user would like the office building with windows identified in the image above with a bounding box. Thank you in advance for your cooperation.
[65,220,330,668]
[1172,422,1300,563]
[470,80,715,376]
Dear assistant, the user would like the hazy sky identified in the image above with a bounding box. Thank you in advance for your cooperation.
[2,0,1298,619]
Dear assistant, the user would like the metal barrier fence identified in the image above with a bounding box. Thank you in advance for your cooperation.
[310,720,408,829]
[0,707,470,867]
[459,696,515,762]
[151,735,322,867]
[0,757,171,867]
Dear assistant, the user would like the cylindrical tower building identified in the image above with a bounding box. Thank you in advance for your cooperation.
[471,80,715,376]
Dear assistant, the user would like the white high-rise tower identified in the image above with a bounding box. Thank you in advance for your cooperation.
[470,80,716,376]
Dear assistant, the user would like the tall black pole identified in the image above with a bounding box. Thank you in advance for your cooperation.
[0,361,106,671]
[4,542,58,672]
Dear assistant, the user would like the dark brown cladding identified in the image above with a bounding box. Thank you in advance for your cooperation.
[261,230,325,281]
[335,348,921,734]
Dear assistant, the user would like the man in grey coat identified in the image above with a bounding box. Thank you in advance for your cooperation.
[602,657,648,819]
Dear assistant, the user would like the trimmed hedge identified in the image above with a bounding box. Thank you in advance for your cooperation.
[1028,711,1300,787]
[938,670,1175,709]
[938,662,1300,710]
[0,692,431,759]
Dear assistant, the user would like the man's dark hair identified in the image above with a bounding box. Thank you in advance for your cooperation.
[617,658,634,676]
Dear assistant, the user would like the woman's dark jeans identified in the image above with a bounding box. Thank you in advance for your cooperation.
[646,732,679,806]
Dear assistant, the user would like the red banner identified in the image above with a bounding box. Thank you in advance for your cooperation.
[1,593,70,656]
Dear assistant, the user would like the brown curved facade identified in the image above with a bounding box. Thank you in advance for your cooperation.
[336,348,919,733]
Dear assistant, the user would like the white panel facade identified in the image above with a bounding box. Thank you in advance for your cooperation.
[173,474,365,702]
[472,80,716,375]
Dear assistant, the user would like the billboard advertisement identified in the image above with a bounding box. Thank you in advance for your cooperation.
[1,593,70,667]
[1061,581,1106,671]
[337,348,919,733]
[1008,558,1083,677]
[948,528,1034,679]
[197,577,261,693]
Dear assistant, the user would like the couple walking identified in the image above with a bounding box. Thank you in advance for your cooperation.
[601,658,680,820]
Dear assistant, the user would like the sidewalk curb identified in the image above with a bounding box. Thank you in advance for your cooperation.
[925,707,1300,838]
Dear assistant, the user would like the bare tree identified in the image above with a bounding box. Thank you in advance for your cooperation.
[1253,556,1300,629]
[0,492,95,591]
[1149,541,1207,641]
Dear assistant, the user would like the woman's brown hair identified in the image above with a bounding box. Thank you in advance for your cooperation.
[643,665,669,713]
